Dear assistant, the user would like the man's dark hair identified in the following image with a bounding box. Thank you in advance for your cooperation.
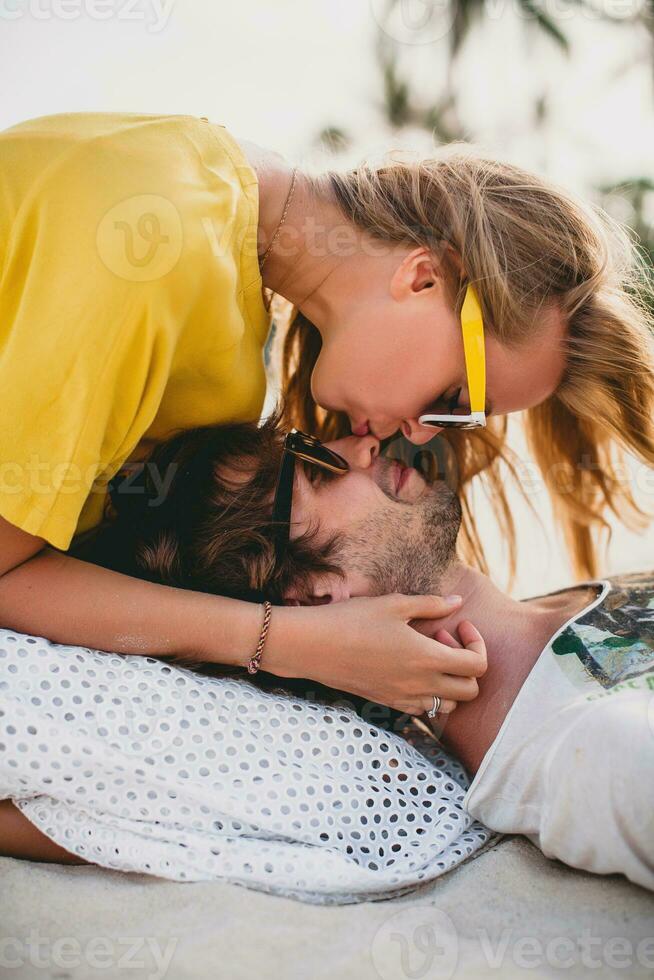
[74,406,345,604]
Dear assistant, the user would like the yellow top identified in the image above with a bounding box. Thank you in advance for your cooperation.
[0,112,271,550]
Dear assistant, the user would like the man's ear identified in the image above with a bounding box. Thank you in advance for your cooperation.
[390,246,440,302]
[283,572,351,606]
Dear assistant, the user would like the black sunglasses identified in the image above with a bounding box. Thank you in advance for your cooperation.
[271,430,349,566]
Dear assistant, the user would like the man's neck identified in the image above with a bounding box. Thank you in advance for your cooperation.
[429,563,598,773]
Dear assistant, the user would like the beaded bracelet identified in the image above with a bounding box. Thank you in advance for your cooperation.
[247,601,273,674]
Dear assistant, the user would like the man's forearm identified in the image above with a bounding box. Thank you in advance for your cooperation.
[0,548,262,666]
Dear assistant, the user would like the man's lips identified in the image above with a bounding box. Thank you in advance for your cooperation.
[393,460,411,494]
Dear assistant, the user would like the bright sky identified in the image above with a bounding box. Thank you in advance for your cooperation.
[1,0,651,191]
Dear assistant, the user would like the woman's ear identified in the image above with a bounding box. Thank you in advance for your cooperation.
[283,572,351,606]
[389,246,440,302]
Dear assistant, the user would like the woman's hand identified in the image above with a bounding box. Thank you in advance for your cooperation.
[266,594,487,714]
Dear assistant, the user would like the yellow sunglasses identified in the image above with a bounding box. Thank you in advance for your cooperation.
[418,284,487,430]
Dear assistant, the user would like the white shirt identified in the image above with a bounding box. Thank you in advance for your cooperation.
[465,574,654,890]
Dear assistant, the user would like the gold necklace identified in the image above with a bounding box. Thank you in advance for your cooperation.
[259,167,298,270]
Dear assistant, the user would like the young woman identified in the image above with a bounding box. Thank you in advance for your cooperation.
[0,112,652,713]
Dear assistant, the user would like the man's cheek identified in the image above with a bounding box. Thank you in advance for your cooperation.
[333,487,372,523]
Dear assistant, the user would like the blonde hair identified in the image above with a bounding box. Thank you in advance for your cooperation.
[281,147,654,581]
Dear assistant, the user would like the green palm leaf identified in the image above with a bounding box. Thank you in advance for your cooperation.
[516,0,571,51]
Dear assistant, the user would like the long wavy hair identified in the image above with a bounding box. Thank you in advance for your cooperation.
[279,147,654,581]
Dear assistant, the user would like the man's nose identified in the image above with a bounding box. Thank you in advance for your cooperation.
[328,435,380,469]
[401,418,441,444]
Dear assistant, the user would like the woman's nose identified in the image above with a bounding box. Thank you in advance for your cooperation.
[401,419,441,444]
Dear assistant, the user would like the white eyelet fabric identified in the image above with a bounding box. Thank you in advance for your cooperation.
[0,629,492,904]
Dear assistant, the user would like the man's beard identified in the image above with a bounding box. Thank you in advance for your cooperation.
[339,480,463,596]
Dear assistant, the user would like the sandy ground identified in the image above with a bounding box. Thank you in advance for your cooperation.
[1,837,653,979]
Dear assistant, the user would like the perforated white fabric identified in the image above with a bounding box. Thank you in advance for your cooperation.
[0,629,492,904]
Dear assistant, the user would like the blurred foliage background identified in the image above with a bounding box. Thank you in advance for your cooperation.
[314,0,653,306]
[305,0,654,590]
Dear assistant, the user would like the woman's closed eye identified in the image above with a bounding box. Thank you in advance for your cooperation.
[427,387,465,415]
[447,387,463,413]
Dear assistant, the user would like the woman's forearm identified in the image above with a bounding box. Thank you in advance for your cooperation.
[0,537,485,712]
[0,548,265,667]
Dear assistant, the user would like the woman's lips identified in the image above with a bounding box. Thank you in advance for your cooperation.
[352,420,370,437]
